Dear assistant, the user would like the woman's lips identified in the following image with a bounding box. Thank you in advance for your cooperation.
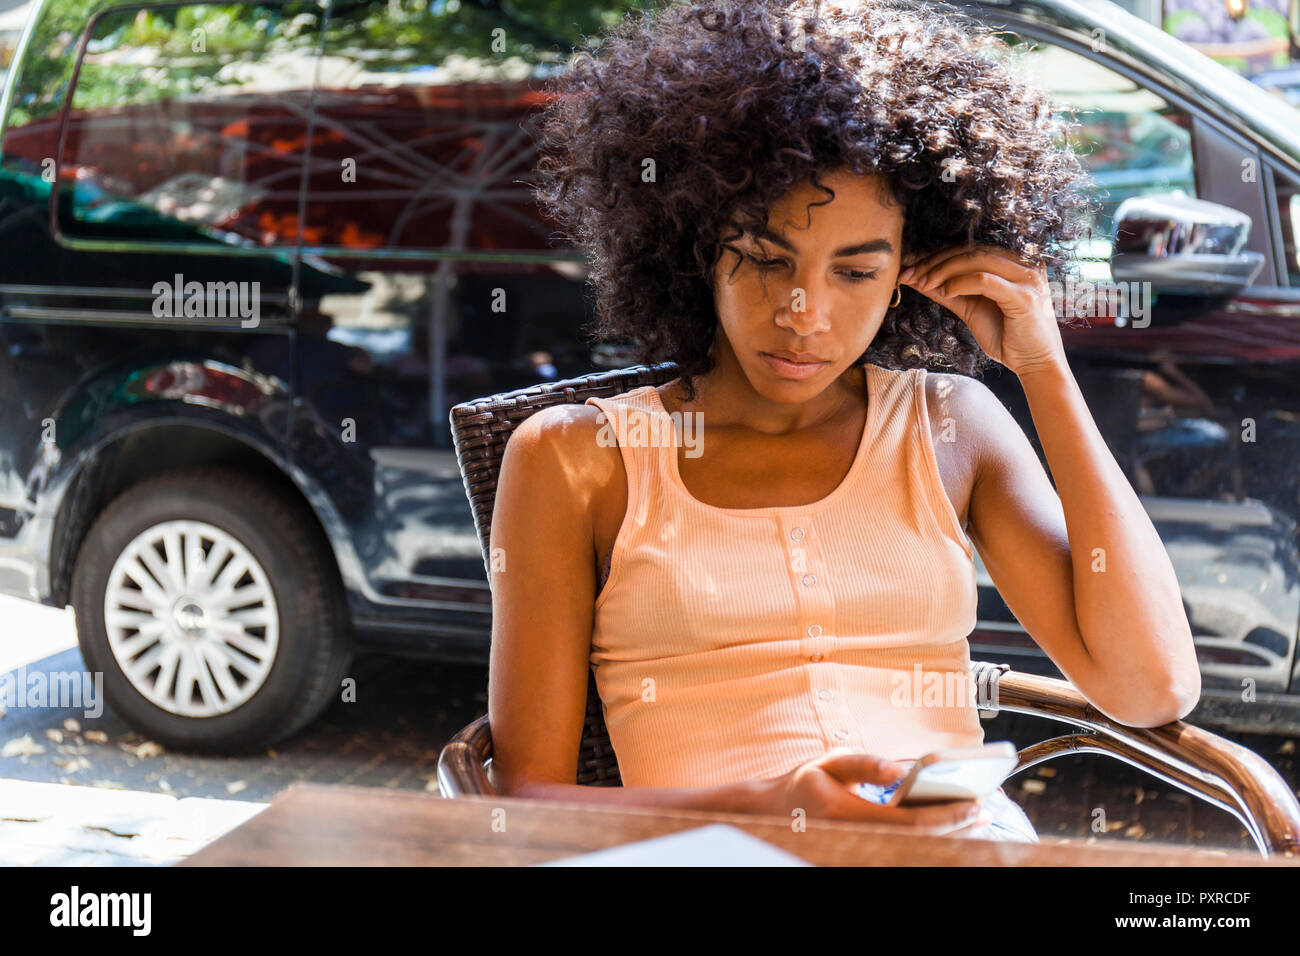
[760,352,830,380]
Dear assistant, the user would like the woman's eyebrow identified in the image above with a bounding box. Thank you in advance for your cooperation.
[749,228,895,258]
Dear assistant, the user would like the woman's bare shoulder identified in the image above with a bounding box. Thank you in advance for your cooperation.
[922,370,1026,489]
[923,368,1003,426]
[504,403,626,514]
[922,371,1001,523]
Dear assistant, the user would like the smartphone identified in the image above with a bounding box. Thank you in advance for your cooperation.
[887,742,1018,806]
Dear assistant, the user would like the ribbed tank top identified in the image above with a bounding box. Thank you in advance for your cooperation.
[583,362,986,789]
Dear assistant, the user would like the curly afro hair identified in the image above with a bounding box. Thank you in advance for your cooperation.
[533,0,1099,400]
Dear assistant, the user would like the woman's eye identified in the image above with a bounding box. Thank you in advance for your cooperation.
[743,253,877,283]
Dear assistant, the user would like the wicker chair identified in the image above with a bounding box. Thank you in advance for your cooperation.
[438,363,1300,858]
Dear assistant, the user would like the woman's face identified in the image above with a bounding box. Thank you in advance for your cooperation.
[711,168,905,399]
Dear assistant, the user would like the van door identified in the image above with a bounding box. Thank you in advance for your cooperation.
[292,0,652,650]
[974,26,1300,697]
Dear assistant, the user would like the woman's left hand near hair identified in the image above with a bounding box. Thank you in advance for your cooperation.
[898,243,1066,379]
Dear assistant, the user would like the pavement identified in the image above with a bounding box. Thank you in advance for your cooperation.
[0,595,483,864]
[0,778,267,866]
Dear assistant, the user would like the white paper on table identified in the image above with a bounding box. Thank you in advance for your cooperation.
[535,823,814,867]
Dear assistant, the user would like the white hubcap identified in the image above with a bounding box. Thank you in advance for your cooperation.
[104,520,279,717]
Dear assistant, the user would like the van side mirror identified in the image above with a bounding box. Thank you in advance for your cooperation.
[1110,193,1265,296]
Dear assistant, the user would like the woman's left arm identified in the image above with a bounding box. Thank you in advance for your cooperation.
[901,245,1201,727]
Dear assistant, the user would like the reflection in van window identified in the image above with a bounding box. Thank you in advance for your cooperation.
[59,2,322,248]
[991,34,1196,246]
[300,0,655,255]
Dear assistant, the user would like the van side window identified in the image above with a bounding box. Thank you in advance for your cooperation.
[301,0,653,256]
[988,34,1196,269]
[1271,166,1300,288]
[57,2,322,249]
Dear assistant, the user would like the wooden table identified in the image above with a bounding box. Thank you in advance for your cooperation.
[180,782,1296,866]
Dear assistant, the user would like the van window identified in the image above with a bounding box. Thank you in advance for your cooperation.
[1272,165,1300,288]
[299,0,654,256]
[57,2,322,249]
[989,34,1197,257]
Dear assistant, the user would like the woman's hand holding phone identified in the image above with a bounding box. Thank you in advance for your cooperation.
[750,749,985,834]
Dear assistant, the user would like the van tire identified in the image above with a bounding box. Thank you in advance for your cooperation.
[70,465,353,754]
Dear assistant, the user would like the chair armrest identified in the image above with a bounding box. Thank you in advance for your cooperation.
[437,714,497,798]
[992,668,1300,857]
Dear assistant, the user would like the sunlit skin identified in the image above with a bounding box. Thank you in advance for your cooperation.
[664,171,906,440]
[649,171,903,514]
[484,165,1202,826]
[661,167,1199,725]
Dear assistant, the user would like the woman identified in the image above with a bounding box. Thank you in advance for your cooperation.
[486,0,1201,840]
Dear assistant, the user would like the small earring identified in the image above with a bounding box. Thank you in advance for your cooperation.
[889,285,902,308]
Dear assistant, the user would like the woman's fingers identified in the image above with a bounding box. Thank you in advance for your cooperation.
[900,245,971,285]
[902,245,1040,292]
[825,790,984,832]
[788,750,988,834]
[815,750,909,787]
[926,271,1018,304]
[809,767,985,833]
[907,243,1037,276]
[881,799,986,835]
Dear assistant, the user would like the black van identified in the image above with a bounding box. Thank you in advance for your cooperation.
[3,0,1300,751]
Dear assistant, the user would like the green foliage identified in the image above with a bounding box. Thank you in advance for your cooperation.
[6,0,100,130]
[5,0,657,132]
[69,3,323,111]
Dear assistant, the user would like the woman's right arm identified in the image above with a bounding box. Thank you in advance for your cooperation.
[485,405,983,832]
[486,403,758,812]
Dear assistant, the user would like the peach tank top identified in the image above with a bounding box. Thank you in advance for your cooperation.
[583,362,986,789]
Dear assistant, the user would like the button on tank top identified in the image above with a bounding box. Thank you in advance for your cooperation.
[583,362,986,789]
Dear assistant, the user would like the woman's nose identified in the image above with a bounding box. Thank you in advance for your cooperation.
[775,284,832,335]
